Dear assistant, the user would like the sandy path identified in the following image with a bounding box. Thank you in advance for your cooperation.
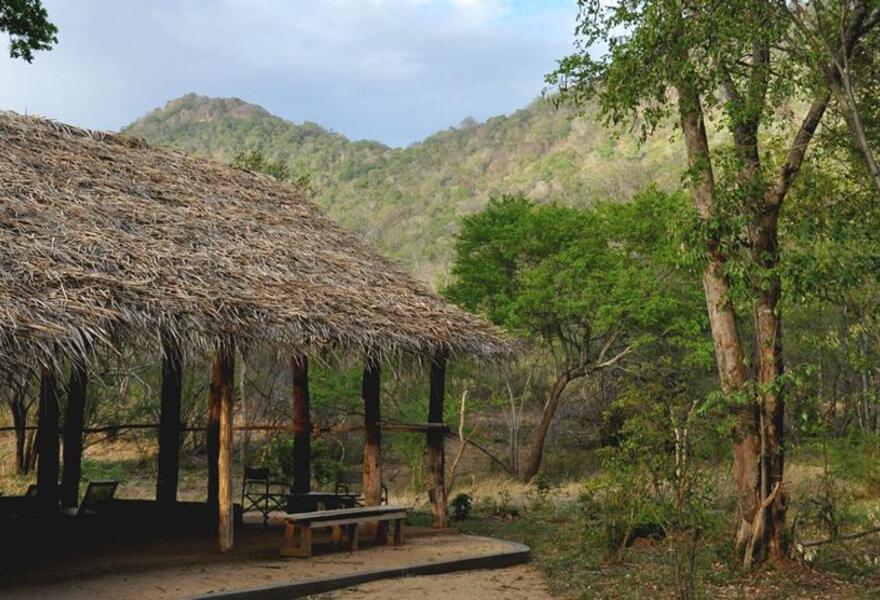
[309,564,554,600]
[1,532,537,600]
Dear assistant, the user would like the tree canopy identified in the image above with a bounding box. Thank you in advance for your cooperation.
[446,189,707,479]
[0,0,56,62]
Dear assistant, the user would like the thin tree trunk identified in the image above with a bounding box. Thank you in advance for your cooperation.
[26,427,38,472]
[522,371,571,483]
[749,203,786,562]
[11,398,28,475]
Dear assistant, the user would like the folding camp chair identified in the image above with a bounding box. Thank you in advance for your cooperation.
[334,471,389,506]
[25,483,61,497]
[241,467,289,522]
[77,480,119,515]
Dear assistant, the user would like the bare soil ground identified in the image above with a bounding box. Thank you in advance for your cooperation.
[0,528,534,600]
[308,564,553,600]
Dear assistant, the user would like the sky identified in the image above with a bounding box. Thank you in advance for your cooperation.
[0,0,578,147]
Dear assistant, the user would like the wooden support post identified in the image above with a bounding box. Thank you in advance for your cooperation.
[157,334,183,505]
[215,340,235,552]
[61,360,87,508]
[291,354,311,494]
[427,353,448,528]
[36,367,60,513]
[362,358,382,507]
[207,354,222,517]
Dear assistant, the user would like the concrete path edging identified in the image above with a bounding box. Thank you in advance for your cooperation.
[189,535,531,600]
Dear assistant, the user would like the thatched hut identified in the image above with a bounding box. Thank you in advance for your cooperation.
[0,112,508,550]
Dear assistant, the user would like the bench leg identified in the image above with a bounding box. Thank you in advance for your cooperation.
[376,520,389,545]
[393,518,404,546]
[331,525,343,547]
[301,526,312,557]
[347,523,359,552]
[280,523,312,558]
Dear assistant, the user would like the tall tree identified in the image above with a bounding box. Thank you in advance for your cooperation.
[780,1,880,193]
[446,191,699,481]
[0,0,57,62]
[548,0,880,563]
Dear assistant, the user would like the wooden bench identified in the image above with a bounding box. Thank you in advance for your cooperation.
[279,505,407,558]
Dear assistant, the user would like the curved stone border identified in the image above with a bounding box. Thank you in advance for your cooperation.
[188,536,531,600]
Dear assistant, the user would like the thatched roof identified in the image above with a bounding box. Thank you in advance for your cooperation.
[0,112,509,367]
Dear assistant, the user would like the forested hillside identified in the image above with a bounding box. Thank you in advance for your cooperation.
[124,93,682,282]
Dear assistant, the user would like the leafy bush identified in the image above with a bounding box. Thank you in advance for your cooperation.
[477,489,519,519]
[450,493,473,520]
[258,435,341,486]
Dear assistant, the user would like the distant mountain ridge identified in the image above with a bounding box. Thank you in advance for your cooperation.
[124,93,683,283]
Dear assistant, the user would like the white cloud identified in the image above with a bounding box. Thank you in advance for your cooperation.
[0,0,577,145]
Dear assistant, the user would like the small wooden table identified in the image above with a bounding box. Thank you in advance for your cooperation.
[279,505,407,558]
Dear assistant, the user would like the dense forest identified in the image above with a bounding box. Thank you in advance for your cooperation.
[123,92,684,282]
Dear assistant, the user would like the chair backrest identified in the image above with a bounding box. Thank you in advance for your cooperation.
[336,471,361,486]
[78,481,118,515]
[243,466,270,483]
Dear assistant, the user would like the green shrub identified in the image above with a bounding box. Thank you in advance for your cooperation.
[450,493,473,520]
[257,435,341,486]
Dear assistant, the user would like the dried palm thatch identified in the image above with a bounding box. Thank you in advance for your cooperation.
[0,112,510,369]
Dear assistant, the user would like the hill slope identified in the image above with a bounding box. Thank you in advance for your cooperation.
[124,93,684,283]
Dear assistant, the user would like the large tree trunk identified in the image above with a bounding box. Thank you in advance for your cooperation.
[522,371,571,483]
[677,71,829,563]
[676,81,757,558]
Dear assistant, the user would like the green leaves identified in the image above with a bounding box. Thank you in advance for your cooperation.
[233,150,314,196]
[445,189,707,367]
[0,0,57,62]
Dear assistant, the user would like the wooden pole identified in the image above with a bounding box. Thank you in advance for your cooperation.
[427,353,448,528]
[60,360,87,508]
[362,358,382,507]
[157,334,183,505]
[215,340,235,552]
[36,367,60,513]
[291,355,311,494]
[207,353,222,517]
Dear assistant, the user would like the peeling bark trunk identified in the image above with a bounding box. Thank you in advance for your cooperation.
[676,74,828,563]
